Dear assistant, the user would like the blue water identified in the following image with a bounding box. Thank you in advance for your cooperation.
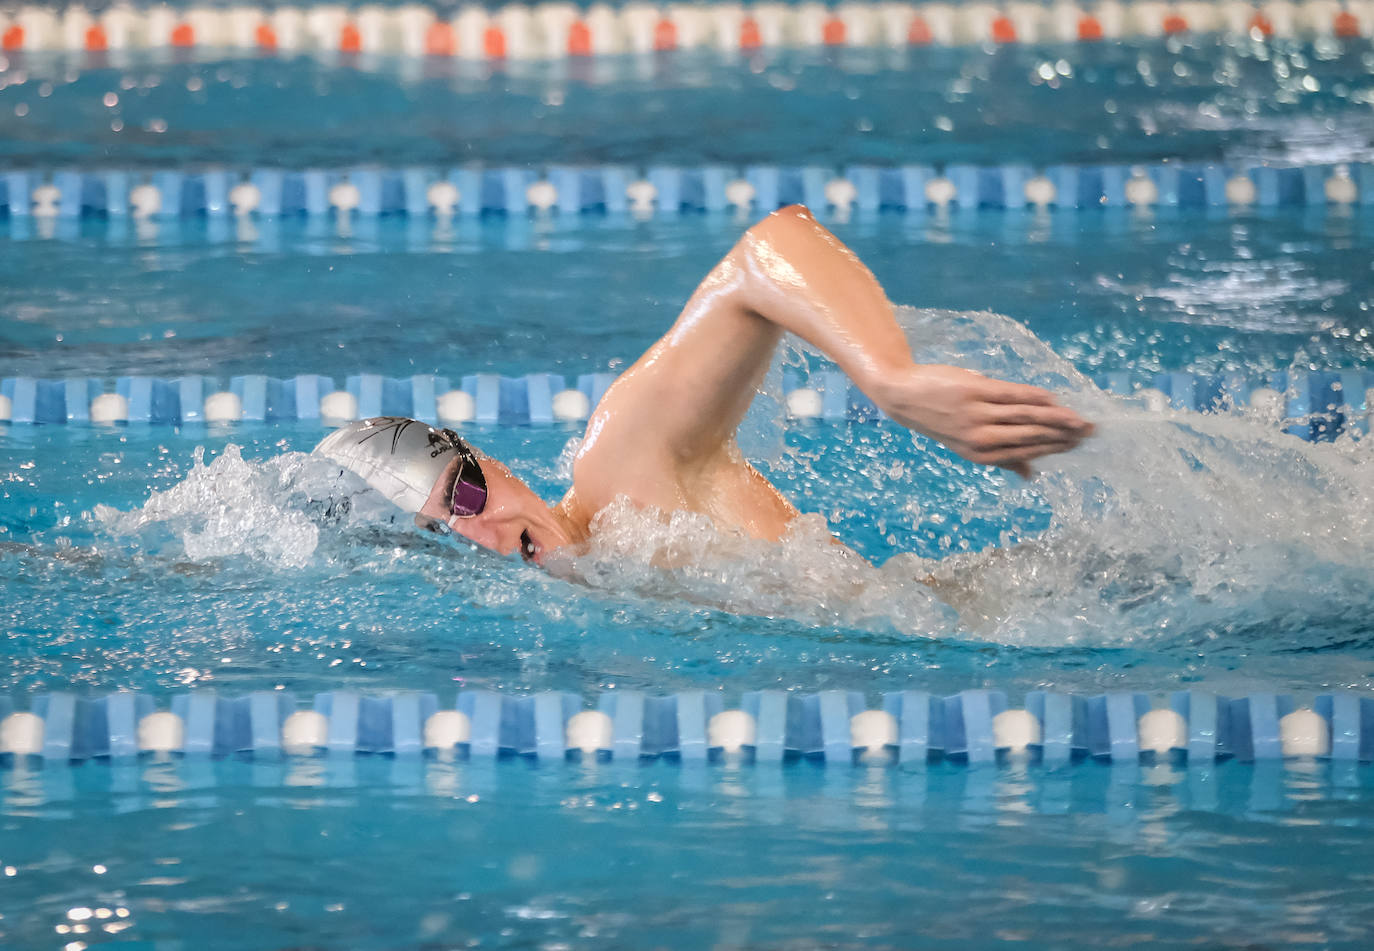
[4,422,1132,696]
[6,402,1367,947]
[3,208,1373,381]
[5,359,1373,698]
[3,757,1374,950]
[5,26,1374,951]
[2,40,1373,168]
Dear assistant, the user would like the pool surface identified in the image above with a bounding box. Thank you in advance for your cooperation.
[4,38,1374,168]
[4,210,1373,381]
[3,756,1374,950]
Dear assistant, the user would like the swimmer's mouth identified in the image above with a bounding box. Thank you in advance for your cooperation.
[520,529,537,564]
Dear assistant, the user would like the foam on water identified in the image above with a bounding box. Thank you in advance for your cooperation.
[91,308,1373,649]
[549,501,957,632]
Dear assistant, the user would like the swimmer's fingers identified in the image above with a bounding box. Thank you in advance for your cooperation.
[870,365,1094,473]
[981,402,1095,436]
[925,369,1093,434]
[975,424,1091,452]
[980,379,1060,406]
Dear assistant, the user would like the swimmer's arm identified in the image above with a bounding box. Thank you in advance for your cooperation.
[735,207,1095,477]
[584,205,1093,485]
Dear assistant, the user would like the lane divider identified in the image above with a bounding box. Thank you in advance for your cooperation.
[0,1,1370,59]
[1,162,1368,220]
[1,369,1370,441]
[0,687,1366,765]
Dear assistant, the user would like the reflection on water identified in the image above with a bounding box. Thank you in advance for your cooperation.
[7,754,1371,819]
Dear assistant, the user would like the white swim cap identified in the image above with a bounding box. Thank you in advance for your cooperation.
[313,416,475,515]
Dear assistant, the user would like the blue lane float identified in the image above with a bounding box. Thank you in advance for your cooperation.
[1096,369,1374,441]
[0,159,1367,220]
[0,689,1369,767]
[2,369,1371,440]
[0,371,621,427]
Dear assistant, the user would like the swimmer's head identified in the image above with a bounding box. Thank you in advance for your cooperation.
[313,416,572,565]
[314,417,483,516]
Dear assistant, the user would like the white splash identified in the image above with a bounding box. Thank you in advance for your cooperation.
[896,307,1374,645]
[550,498,956,633]
[95,445,387,569]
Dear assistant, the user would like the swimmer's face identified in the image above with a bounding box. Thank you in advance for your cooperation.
[417,450,569,567]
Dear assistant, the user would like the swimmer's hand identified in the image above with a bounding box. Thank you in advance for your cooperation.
[869,364,1095,479]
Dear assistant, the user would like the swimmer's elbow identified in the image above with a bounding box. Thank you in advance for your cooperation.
[743,204,841,264]
[770,203,814,222]
[733,204,820,275]
[744,204,815,244]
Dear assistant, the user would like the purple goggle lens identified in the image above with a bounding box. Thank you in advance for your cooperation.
[439,430,488,518]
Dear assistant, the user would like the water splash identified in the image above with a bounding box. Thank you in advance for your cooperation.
[549,499,956,633]
[898,307,1374,647]
[94,444,399,569]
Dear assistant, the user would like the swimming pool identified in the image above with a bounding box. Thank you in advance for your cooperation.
[4,6,1374,949]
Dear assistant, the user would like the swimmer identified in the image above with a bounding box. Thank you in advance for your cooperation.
[315,205,1095,567]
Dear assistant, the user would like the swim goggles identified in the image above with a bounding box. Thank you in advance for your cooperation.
[436,428,488,518]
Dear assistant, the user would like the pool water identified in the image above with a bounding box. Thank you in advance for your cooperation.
[6,296,1372,696]
[4,209,1373,381]
[3,40,1374,168]
[4,19,1374,951]
[3,757,1374,950]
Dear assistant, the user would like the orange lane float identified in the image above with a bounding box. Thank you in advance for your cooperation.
[739,16,762,48]
[1333,9,1360,36]
[483,24,505,59]
[425,20,454,55]
[653,17,676,50]
[567,20,591,54]
[339,21,361,52]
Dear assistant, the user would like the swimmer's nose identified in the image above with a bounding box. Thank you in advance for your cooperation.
[447,509,538,562]
[446,513,506,553]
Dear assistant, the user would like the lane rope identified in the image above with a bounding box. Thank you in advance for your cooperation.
[0,1,1370,59]
[1,161,1368,220]
[2,369,1370,440]
[0,687,1365,765]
